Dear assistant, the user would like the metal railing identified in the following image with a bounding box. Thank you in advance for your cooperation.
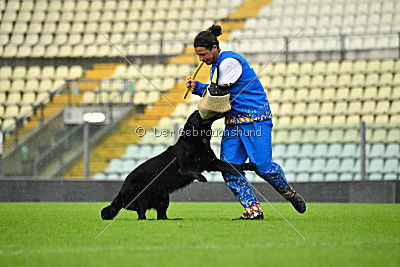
[1,79,136,177]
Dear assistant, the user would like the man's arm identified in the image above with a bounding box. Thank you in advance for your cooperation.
[192,80,209,96]
[186,76,209,96]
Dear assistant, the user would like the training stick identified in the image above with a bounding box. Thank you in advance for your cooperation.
[183,61,204,99]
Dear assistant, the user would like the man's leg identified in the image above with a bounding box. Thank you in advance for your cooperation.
[239,121,306,213]
[221,126,260,210]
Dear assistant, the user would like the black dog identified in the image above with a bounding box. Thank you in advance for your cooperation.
[101,111,256,220]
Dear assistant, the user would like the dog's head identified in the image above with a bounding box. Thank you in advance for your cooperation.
[101,205,119,220]
[180,110,224,141]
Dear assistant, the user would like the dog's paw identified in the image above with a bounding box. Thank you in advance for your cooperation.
[196,174,207,182]
[241,163,257,171]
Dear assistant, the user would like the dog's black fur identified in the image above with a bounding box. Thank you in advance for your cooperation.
[101,110,256,220]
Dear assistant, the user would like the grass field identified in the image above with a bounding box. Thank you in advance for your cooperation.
[0,202,399,266]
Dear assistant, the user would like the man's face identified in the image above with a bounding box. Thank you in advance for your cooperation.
[195,45,219,65]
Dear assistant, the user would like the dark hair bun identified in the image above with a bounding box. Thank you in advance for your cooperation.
[208,25,222,37]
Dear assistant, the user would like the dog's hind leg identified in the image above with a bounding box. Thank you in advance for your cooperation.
[156,193,169,220]
[136,198,147,220]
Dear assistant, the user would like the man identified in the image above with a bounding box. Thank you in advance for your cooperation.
[186,25,306,220]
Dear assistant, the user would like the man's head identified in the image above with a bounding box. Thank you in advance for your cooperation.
[194,25,222,65]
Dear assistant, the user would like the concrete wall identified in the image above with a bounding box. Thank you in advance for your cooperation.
[0,179,399,203]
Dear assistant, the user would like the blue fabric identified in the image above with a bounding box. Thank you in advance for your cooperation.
[220,120,293,207]
[192,51,272,126]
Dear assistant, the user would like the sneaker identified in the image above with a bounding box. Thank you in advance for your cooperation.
[232,204,264,220]
[288,193,306,213]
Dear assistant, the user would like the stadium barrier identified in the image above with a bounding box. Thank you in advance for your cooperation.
[0,179,398,203]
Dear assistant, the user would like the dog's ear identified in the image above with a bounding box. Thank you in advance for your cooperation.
[195,174,207,182]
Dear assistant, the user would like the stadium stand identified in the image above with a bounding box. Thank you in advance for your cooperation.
[0,0,398,182]
[88,0,399,182]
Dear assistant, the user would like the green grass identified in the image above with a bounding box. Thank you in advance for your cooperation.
[0,202,399,267]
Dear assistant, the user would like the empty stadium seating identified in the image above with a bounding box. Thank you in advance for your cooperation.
[0,65,83,130]
[0,0,245,58]
[225,0,400,58]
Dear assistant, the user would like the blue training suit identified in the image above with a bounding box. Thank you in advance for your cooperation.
[192,51,295,208]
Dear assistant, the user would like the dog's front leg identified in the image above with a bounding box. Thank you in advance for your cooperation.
[177,169,207,182]
[206,159,257,173]
[176,156,207,182]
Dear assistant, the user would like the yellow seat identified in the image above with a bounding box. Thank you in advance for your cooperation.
[4,105,19,118]
[297,75,311,87]
[260,76,271,88]
[326,61,340,74]
[348,101,362,115]
[305,115,319,125]
[322,88,336,100]
[320,102,334,115]
[363,87,378,100]
[296,88,309,101]
[391,86,400,100]
[270,76,284,89]
[7,92,21,104]
[389,101,400,114]
[299,62,313,75]
[283,76,298,89]
[361,100,376,115]
[339,60,353,74]
[393,74,400,86]
[333,115,346,124]
[308,88,322,101]
[286,62,300,75]
[389,115,400,123]
[379,73,393,86]
[366,60,380,73]
[349,87,363,100]
[312,61,326,75]
[354,60,367,73]
[281,88,296,102]
[273,62,286,75]
[267,88,281,103]
[336,87,350,100]
[291,116,305,125]
[380,59,394,73]
[377,86,392,100]
[365,73,379,87]
[375,115,389,124]
[351,74,365,87]
[293,103,307,115]
[279,103,293,116]
[310,75,324,88]
[337,74,351,87]
[334,101,348,115]
[346,114,360,125]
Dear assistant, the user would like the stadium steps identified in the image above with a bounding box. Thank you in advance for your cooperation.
[169,0,273,65]
[228,0,273,20]
[65,65,212,178]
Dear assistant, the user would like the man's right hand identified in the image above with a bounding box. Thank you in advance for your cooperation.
[186,76,197,91]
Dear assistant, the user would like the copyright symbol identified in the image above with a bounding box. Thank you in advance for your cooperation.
[135,126,146,137]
